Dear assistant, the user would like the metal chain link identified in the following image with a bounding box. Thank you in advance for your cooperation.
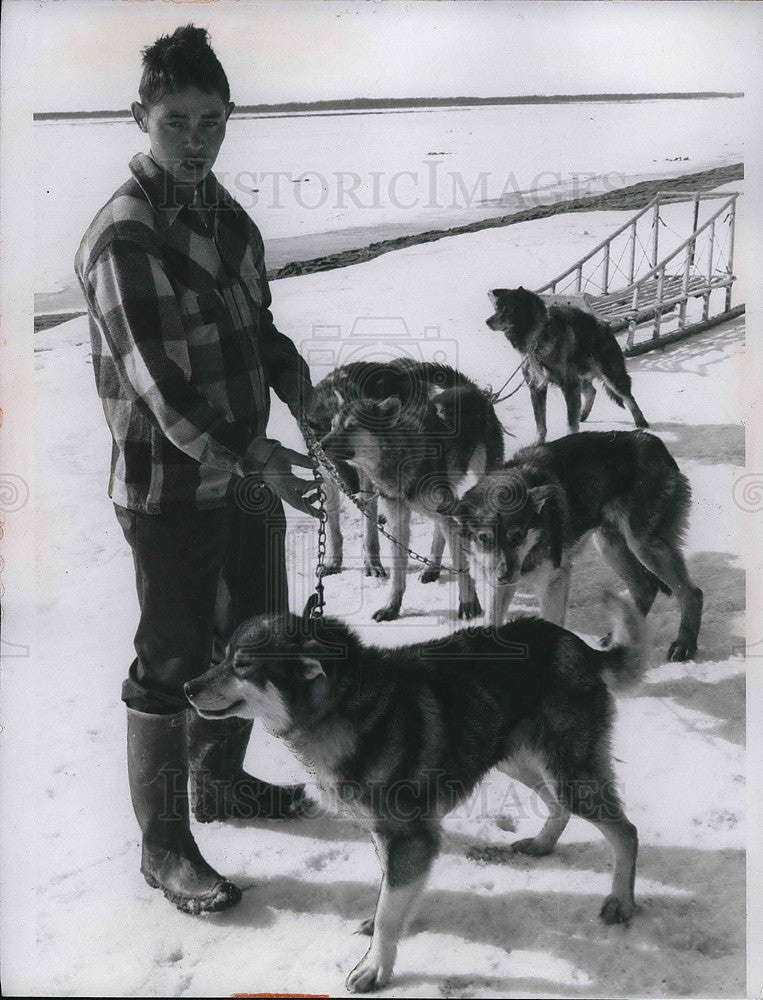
[299,418,465,576]
[301,434,328,620]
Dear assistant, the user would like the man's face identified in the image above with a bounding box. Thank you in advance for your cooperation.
[132,86,234,187]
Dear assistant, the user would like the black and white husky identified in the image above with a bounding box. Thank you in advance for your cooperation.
[186,594,646,993]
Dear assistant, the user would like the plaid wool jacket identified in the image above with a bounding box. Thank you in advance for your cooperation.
[75,152,311,513]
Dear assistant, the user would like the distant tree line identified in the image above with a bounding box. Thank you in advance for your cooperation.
[34,91,743,121]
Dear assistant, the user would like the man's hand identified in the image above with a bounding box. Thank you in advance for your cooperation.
[260,445,322,517]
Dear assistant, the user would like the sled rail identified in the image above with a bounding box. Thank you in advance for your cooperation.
[536,189,740,352]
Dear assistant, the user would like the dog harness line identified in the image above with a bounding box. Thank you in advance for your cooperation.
[298,418,467,577]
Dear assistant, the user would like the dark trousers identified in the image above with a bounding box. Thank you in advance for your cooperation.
[115,490,287,713]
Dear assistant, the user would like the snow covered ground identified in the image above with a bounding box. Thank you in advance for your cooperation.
[3,199,750,997]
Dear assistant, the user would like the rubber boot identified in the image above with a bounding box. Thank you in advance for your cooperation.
[126,707,242,914]
[187,712,308,823]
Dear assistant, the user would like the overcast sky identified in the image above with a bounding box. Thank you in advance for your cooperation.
[11,0,758,113]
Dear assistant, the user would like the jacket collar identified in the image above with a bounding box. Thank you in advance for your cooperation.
[128,152,229,231]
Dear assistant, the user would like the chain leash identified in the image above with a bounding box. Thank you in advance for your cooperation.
[298,418,466,577]
[298,356,520,618]
[301,432,328,621]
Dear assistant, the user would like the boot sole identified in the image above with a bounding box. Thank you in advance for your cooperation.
[143,872,243,914]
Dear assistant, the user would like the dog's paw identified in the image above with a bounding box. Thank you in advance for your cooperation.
[355,917,374,937]
[495,814,518,833]
[667,639,696,662]
[512,837,553,857]
[600,894,637,925]
[364,562,388,579]
[284,784,315,819]
[419,566,441,584]
[458,596,483,620]
[346,951,392,993]
[372,604,401,622]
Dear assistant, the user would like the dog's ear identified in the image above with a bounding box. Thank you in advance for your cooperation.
[302,625,352,663]
[378,395,402,423]
[300,657,325,681]
[528,484,557,513]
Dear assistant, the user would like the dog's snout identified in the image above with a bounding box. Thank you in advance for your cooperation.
[184,672,221,708]
[495,558,516,586]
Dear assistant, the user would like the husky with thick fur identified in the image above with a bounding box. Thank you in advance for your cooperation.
[448,429,702,661]
[319,367,504,621]
[307,360,482,579]
[186,596,646,993]
[487,286,648,442]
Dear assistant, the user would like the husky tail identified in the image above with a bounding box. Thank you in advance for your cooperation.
[596,592,649,692]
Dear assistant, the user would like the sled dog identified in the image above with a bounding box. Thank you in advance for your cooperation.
[447,429,702,661]
[318,366,504,621]
[307,360,489,579]
[487,286,648,442]
[186,595,645,993]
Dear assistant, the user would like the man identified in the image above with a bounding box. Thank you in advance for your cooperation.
[75,25,319,914]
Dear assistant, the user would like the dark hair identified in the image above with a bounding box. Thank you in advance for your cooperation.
[138,24,230,106]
